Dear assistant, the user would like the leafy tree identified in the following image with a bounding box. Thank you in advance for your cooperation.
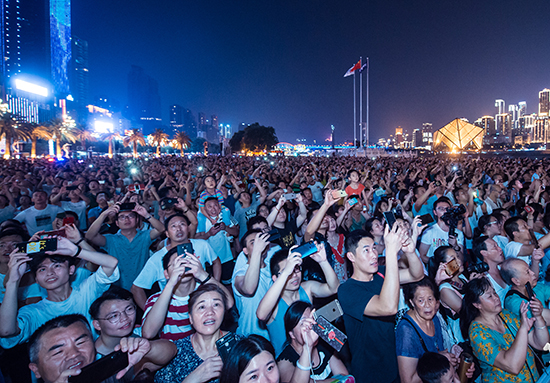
[190,137,207,153]
[102,132,122,158]
[45,119,77,158]
[229,130,246,153]
[151,128,169,156]
[123,129,146,158]
[20,122,51,158]
[229,123,278,153]
[173,131,192,155]
[74,123,96,153]
[0,112,31,158]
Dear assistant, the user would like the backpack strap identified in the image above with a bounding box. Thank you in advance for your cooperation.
[402,316,428,352]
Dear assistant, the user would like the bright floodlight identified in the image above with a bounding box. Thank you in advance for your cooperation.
[94,120,114,134]
[15,79,48,97]
[130,168,138,174]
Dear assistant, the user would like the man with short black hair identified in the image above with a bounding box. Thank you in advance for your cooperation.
[338,227,424,383]
[28,314,153,383]
[419,197,464,263]
[472,236,509,304]
[417,352,459,383]
[131,212,219,310]
[14,190,63,235]
[0,237,119,348]
[86,202,166,290]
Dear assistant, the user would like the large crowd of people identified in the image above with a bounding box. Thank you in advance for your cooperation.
[0,153,550,383]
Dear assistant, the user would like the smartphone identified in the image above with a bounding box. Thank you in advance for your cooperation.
[525,206,535,214]
[283,193,297,200]
[40,229,66,238]
[525,282,535,300]
[314,300,344,322]
[348,197,358,207]
[445,258,460,277]
[16,238,57,254]
[66,186,78,191]
[312,315,347,352]
[383,211,397,230]
[63,216,75,226]
[177,243,195,256]
[119,202,136,211]
[332,190,347,199]
[68,350,128,383]
[99,180,106,185]
[215,332,239,363]
[331,176,338,180]
[294,241,318,258]
[419,213,435,226]
[267,229,281,242]
[161,198,177,210]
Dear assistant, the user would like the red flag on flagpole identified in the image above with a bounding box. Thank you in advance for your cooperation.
[344,60,361,77]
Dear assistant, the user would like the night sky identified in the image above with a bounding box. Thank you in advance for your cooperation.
[72,0,550,144]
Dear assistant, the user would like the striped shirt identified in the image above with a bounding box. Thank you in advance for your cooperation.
[143,292,192,341]
[198,189,224,208]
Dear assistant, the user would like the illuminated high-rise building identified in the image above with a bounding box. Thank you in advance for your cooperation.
[518,101,527,117]
[49,0,71,95]
[495,99,505,115]
[1,0,23,80]
[539,89,550,117]
[170,104,184,133]
[71,36,88,105]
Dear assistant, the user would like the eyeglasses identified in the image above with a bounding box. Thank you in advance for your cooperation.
[487,221,499,226]
[97,305,136,324]
[118,214,135,221]
[278,265,302,276]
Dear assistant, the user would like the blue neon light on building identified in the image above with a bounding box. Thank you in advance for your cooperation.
[50,0,71,95]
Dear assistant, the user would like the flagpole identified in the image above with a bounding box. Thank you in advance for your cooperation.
[353,71,357,149]
[366,57,370,148]
[359,56,363,150]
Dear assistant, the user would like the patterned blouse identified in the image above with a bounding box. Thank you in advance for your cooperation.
[469,309,539,383]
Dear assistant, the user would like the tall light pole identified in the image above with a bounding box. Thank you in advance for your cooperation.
[331,125,335,149]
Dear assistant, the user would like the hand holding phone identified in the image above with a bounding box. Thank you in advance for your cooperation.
[68,350,128,383]
[445,258,460,277]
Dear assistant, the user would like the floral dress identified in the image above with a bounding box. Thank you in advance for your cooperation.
[469,309,539,383]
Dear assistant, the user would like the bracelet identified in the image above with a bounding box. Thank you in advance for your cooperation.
[183,209,189,214]
[73,246,83,258]
[75,238,84,246]
[145,215,152,220]
[199,274,212,284]
[296,361,311,371]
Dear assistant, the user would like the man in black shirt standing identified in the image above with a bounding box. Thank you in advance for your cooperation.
[338,226,424,383]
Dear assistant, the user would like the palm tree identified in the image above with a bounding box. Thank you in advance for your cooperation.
[20,122,52,158]
[46,119,77,158]
[73,123,96,153]
[173,131,192,156]
[101,132,121,158]
[0,112,31,158]
[150,128,169,156]
[123,129,146,158]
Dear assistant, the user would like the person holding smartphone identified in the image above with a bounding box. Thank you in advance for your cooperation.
[154,284,236,383]
[0,236,119,349]
[256,243,340,356]
[27,314,153,383]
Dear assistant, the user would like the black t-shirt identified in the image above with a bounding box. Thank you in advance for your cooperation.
[274,218,298,249]
[337,267,399,383]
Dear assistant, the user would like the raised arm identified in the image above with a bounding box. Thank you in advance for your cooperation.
[304,192,338,242]
[234,233,270,297]
[86,204,120,247]
[363,226,404,316]
[303,243,340,298]
[256,250,302,322]
[0,251,30,336]
[51,236,119,276]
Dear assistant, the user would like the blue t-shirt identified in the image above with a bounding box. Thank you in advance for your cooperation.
[396,312,444,358]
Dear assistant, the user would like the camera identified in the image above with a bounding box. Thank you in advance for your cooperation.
[466,261,489,275]
[440,204,466,237]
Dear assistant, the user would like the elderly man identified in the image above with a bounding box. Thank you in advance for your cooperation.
[28,314,168,383]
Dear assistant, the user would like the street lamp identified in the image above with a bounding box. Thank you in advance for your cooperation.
[331,125,335,149]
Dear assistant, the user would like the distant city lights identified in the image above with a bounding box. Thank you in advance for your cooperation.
[94,120,114,134]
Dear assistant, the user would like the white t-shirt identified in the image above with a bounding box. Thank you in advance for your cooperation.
[420,222,465,259]
[61,200,88,230]
[14,204,64,235]
[0,266,120,349]
[504,241,530,264]
[231,247,278,339]
[494,235,509,252]
[133,239,217,291]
